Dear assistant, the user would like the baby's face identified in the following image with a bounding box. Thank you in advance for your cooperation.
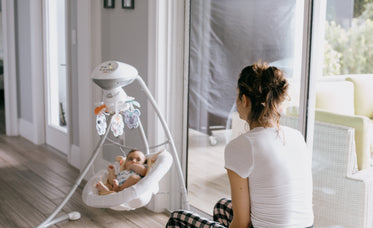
[125,151,146,168]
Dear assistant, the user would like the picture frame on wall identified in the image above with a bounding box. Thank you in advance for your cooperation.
[104,0,115,9]
[122,0,135,9]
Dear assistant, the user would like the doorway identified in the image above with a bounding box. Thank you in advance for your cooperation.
[187,0,307,214]
[43,0,70,154]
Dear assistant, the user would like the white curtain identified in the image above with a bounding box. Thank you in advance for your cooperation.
[189,0,298,134]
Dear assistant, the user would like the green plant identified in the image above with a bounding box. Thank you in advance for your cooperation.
[324,2,373,76]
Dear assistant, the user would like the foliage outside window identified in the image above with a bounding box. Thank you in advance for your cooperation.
[324,2,373,76]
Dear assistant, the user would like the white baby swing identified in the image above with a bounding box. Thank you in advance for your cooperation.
[37,61,189,228]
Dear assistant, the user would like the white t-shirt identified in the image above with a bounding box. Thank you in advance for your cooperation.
[225,126,314,228]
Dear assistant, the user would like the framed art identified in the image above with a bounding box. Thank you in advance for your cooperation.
[104,0,115,9]
[122,0,134,9]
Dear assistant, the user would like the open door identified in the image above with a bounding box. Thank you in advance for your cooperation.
[43,0,70,154]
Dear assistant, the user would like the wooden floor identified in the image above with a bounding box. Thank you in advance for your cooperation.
[0,90,5,134]
[0,135,169,228]
[187,129,230,214]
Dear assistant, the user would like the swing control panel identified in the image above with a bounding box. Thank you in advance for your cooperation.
[99,61,119,74]
[91,60,138,90]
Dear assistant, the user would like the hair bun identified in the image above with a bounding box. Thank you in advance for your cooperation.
[237,61,289,128]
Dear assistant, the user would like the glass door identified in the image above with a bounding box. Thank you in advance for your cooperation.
[43,0,69,154]
[311,0,373,226]
[187,0,307,214]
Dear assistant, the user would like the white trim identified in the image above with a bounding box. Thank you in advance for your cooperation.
[2,0,18,136]
[147,0,188,211]
[69,144,80,169]
[18,119,35,143]
[299,0,326,147]
[182,0,191,194]
[167,1,188,210]
[29,0,45,145]
[147,1,167,152]
[42,0,70,155]
[298,0,313,142]
[77,0,101,172]
[147,0,169,212]
[65,0,73,161]
[307,0,327,149]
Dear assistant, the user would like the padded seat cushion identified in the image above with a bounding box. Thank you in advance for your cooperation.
[316,80,355,115]
[346,75,373,118]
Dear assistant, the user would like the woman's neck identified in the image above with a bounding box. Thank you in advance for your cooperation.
[248,120,276,130]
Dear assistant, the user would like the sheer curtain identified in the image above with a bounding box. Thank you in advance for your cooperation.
[189,0,299,136]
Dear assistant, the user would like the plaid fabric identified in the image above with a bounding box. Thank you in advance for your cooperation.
[166,198,314,228]
[166,198,232,228]
[213,198,233,227]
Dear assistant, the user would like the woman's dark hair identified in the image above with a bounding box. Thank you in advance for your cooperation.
[237,61,289,127]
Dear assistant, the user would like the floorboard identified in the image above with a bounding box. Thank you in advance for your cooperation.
[187,129,230,214]
[0,135,170,228]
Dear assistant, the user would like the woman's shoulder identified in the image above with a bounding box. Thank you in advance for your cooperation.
[279,125,304,138]
[225,132,255,178]
[227,132,250,146]
[225,133,252,156]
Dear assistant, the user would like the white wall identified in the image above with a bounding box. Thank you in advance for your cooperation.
[0,11,3,58]
[100,0,149,159]
[9,0,185,212]
[70,0,79,147]
[15,0,33,123]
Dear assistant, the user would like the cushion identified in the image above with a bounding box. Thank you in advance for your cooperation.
[316,80,355,115]
[346,75,373,118]
[315,110,371,170]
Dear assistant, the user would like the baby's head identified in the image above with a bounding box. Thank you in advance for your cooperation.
[123,149,146,169]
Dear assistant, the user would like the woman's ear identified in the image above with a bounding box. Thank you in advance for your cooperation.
[242,94,249,107]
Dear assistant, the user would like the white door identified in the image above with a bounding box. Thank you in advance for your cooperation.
[43,0,69,155]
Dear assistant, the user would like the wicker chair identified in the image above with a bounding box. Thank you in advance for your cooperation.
[281,116,373,227]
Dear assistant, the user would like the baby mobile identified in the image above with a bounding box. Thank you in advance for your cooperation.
[94,96,141,137]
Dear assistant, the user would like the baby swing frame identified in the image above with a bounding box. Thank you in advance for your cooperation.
[37,76,189,228]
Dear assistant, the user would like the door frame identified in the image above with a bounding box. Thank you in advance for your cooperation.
[181,0,319,212]
[2,0,45,144]
[42,0,70,155]
[147,0,189,210]
[2,0,18,136]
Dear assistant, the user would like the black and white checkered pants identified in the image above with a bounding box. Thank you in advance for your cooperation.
[166,198,314,228]
[166,198,233,228]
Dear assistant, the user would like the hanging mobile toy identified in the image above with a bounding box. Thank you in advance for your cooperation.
[111,113,125,137]
[96,113,107,136]
[124,108,141,129]
[123,99,141,129]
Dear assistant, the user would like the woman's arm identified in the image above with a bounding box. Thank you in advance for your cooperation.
[227,169,251,228]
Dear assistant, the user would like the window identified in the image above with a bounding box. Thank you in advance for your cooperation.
[310,0,373,226]
[187,0,306,214]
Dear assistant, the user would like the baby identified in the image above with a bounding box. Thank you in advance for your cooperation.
[96,149,147,195]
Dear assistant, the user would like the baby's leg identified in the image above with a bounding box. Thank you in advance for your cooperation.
[107,165,116,185]
[96,181,114,195]
[112,179,120,192]
[118,174,141,191]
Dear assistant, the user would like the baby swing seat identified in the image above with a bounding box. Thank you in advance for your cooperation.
[82,150,173,211]
[37,61,188,228]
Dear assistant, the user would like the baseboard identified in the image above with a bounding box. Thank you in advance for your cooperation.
[18,118,37,144]
[69,144,80,169]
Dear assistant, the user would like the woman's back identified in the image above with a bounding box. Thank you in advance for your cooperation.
[225,126,313,227]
